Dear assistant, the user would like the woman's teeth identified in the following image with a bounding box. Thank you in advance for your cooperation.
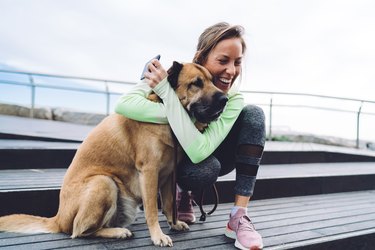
[220,78,231,84]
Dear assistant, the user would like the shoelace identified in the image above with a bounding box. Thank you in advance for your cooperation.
[238,215,256,232]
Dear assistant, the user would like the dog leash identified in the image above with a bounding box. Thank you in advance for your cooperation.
[198,183,219,222]
[171,131,178,226]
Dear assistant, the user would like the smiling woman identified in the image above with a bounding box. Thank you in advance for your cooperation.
[115,22,266,250]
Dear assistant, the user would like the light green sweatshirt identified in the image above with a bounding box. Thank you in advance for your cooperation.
[115,77,244,163]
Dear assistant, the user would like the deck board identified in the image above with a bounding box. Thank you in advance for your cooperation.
[0,190,374,249]
[2,162,375,191]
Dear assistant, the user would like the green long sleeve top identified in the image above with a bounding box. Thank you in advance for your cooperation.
[115,78,244,163]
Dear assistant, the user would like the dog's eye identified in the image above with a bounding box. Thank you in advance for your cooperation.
[189,78,204,89]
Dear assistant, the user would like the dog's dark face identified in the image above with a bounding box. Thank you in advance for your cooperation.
[167,61,228,124]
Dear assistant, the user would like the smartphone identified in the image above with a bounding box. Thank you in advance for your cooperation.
[140,55,161,80]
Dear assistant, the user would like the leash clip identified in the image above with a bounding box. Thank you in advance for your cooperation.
[199,213,207,222]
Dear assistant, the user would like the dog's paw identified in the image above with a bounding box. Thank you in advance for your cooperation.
[170,220,189,231]
[118,228,134,239]
[92,227,134,239]
[194,121,208,132]
[151,233,173,247]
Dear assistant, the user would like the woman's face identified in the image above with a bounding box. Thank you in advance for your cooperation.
[203,37,243,93]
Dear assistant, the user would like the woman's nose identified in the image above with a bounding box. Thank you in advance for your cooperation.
[226,63,236,76]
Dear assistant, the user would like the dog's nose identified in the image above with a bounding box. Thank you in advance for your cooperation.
[217,94,228,109]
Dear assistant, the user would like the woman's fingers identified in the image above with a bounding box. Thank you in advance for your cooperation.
[145,61,167,88]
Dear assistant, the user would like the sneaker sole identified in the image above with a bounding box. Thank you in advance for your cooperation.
[225,225,264,250]
[235,240,263,250]
[224,224,236,239]
[178,214,196,224]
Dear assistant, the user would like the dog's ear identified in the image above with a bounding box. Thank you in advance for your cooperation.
[167,61,183,88]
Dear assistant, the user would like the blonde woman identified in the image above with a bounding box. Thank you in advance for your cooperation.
[116,22,265,250]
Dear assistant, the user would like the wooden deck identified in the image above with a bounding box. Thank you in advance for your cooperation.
[1,115,375,249]
[1,190,375,249]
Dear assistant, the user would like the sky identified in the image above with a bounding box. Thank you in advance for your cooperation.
[0,0,375,141]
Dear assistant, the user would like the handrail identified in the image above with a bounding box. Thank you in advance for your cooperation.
[0,69,133,85]
[241,90,375,104]
[0,69,134,116]
[1,69,374,148]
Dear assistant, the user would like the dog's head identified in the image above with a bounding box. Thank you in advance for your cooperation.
[167,61,228,124]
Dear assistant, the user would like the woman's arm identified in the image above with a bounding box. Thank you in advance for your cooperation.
[115,81,168,124]
[153,77,244,163]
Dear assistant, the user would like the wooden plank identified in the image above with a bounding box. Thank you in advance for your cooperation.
[2,163,375,191]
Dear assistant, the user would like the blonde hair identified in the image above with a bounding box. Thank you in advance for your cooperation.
[193,22,246,65]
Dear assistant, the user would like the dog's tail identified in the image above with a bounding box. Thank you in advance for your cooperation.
[0,214,60,234]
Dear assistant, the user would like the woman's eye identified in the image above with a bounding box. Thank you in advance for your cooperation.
[218,59,227,64]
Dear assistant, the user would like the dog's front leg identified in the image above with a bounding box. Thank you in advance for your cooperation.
[139,168,173,247]
[160,175,189,231]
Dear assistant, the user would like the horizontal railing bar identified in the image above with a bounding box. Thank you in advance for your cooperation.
[1,69,374,105]
[2,81,374,116]
[0,80,123,95]
[253,103,375,116]
[241,90,375,105]
[0,69,135,85]
[0,80,30,87]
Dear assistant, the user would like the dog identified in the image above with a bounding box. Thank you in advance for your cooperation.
[0,61,228,247]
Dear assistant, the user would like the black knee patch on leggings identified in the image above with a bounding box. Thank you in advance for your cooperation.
[236,163,259,176]
[235,144,263,177]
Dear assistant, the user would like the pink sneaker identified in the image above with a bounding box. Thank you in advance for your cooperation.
[225,208,263,250]
[176,191,196,224]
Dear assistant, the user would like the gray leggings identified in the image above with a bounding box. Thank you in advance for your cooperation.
[177,105,266,197]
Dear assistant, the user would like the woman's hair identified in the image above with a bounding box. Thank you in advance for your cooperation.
[193,22,246,65]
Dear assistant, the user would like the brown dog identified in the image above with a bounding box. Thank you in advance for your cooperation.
[0,62,228,247]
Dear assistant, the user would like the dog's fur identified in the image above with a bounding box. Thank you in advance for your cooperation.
[0,62,227,247]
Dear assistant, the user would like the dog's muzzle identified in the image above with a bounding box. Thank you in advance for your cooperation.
[190,92,228,124]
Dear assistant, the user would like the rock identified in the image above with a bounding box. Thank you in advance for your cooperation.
[0,103,53,120]
[0,103,104,125]
[52,108,105,125]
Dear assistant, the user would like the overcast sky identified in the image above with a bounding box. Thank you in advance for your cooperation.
[1,0,375,101]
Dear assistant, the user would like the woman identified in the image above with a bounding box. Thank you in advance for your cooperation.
[115,22,265,250]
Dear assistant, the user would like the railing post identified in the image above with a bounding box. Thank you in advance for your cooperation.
[28,74,35,118]
[356,101,363,149]
[105,81,110,116]
[269,96,273,140]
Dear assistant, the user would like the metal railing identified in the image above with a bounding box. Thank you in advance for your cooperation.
[240,90,375,147]
[1,69,375,148]
[0,69,134,116]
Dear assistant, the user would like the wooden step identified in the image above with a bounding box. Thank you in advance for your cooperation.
[2,139,375,170]
[2,162,375,217]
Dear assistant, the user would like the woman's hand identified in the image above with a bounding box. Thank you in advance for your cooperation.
[144,59,168,88]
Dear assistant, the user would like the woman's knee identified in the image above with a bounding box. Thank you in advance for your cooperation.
[238,105,266,146]
[177,155,221,192]
[241,105,265,128]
